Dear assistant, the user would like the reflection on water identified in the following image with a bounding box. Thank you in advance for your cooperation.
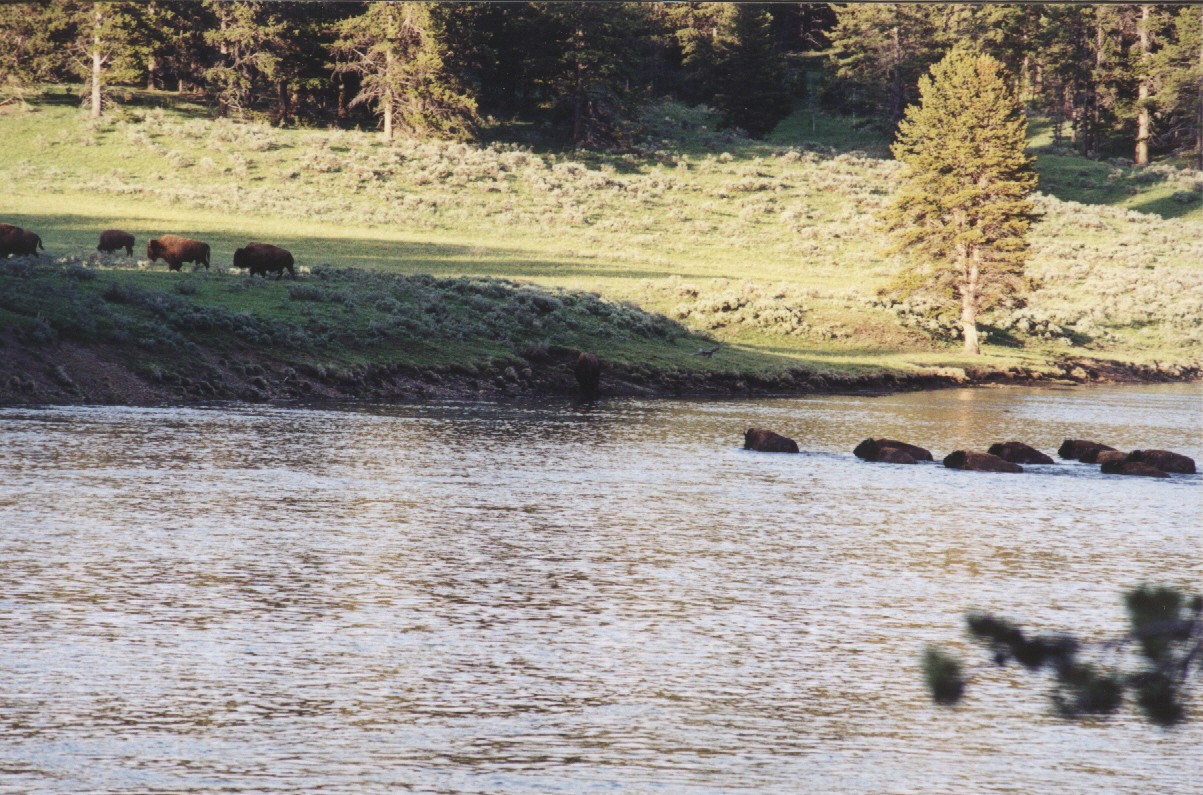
[0,384,1200,794]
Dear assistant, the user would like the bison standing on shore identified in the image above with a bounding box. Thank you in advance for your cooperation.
[574,351,601,400]
[147,234,210,271]
[234,242,295,280]
[98,229,135,256]
[0,224,44,258]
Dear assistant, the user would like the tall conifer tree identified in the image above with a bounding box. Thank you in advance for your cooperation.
[885,50,1039,356]
[332,2,477,140]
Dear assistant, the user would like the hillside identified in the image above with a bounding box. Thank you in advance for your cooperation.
[0,92,1200,403]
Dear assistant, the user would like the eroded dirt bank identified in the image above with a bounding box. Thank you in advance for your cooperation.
[1,332,1198,407]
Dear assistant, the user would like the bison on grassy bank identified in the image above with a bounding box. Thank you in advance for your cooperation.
[0,224,44,258]
[97,229,135,256]
[234,243,295,280]
[744,428,799,453]
[147,235,210,271]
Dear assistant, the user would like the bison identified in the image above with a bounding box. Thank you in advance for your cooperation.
[97,229,135,255]
[0,224,43,258]
[853,438,933,462]
[875,448,917,465]
[1100,460,1169,478]
[1095,450,1130,467]
[1127,449,1196,475]
[1058,439,1116,462]
[987,441,1055,465]
[147,234,210,271]
[744,428,799,453]
[943,451,1023,473]
[574,351,601,400]
[234,242,295,280]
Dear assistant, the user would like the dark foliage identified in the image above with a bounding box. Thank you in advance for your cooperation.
[925,586,1203,726]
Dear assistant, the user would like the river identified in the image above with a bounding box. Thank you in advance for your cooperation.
[1,384,1200,794]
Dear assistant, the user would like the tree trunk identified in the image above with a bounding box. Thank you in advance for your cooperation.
[90,8,103,119]
[572,26,587,146]
[961,249,981,356]
[337,74,348,125]
[276,80,289,126]
[889,24,903,126]
[1198,6,1203,170]
[147,55,157,91]
[383,49,394,140]
[1136,4,1151,165]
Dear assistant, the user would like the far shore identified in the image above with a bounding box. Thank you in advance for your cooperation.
[2,331,1198,408]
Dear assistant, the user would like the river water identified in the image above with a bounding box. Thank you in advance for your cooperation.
[0,384,1200,794]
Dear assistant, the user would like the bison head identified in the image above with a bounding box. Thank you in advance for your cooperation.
[146,239,163,259]
[232,247,247,269]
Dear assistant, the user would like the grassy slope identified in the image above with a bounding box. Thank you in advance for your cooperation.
[1,89,1200,388]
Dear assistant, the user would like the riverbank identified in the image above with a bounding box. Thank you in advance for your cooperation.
[4,96,1202,393]
[3,324,1198,408]
[1,257,1200,407]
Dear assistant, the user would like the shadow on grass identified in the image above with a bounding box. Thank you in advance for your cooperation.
[0,211,717,283]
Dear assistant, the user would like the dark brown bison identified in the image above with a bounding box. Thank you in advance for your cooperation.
[234,242,295,280]
[1127,449,1196,475]
[943,451,1023,473]
[1095,450,1130,467]
[853,438,933,462]
[744,428,799,453]
[1058,439,1116,462]
[147,234,210,271]
[876,448,917,464]
[97,229,135,255]
[0,224,43,258]
[987,442,1055,465]
[1100,460,1169,478]
[574,352,600,400]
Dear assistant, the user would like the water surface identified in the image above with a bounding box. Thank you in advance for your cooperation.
[1,384,1200,793]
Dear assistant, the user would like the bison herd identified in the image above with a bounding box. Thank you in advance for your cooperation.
[746,428,1196,479]
[0,223,296,280]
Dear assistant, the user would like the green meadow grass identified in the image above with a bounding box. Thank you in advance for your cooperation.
[1,89,1200,379]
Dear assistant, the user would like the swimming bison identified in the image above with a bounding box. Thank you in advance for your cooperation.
[1127,449,1195,475]
[1057,439,1116,462]
[0,224,43,258]
[147,234,210,271]
[987,442,1055,465]
[97,229,135,256]
[234,242,295,280]
[744,428,799,453]
[943,451,1023,473]
[853,438,933,462]
[1100,460,1169,478]
[574,352,601,400]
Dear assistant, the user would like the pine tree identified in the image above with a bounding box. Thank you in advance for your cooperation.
[38,1,151,118]
[825,4,943,130]
[885,50,1039,356]
[703,5,792,137]
[331,2,477,141]
[0,4,58,107]
[202,1,300,120]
